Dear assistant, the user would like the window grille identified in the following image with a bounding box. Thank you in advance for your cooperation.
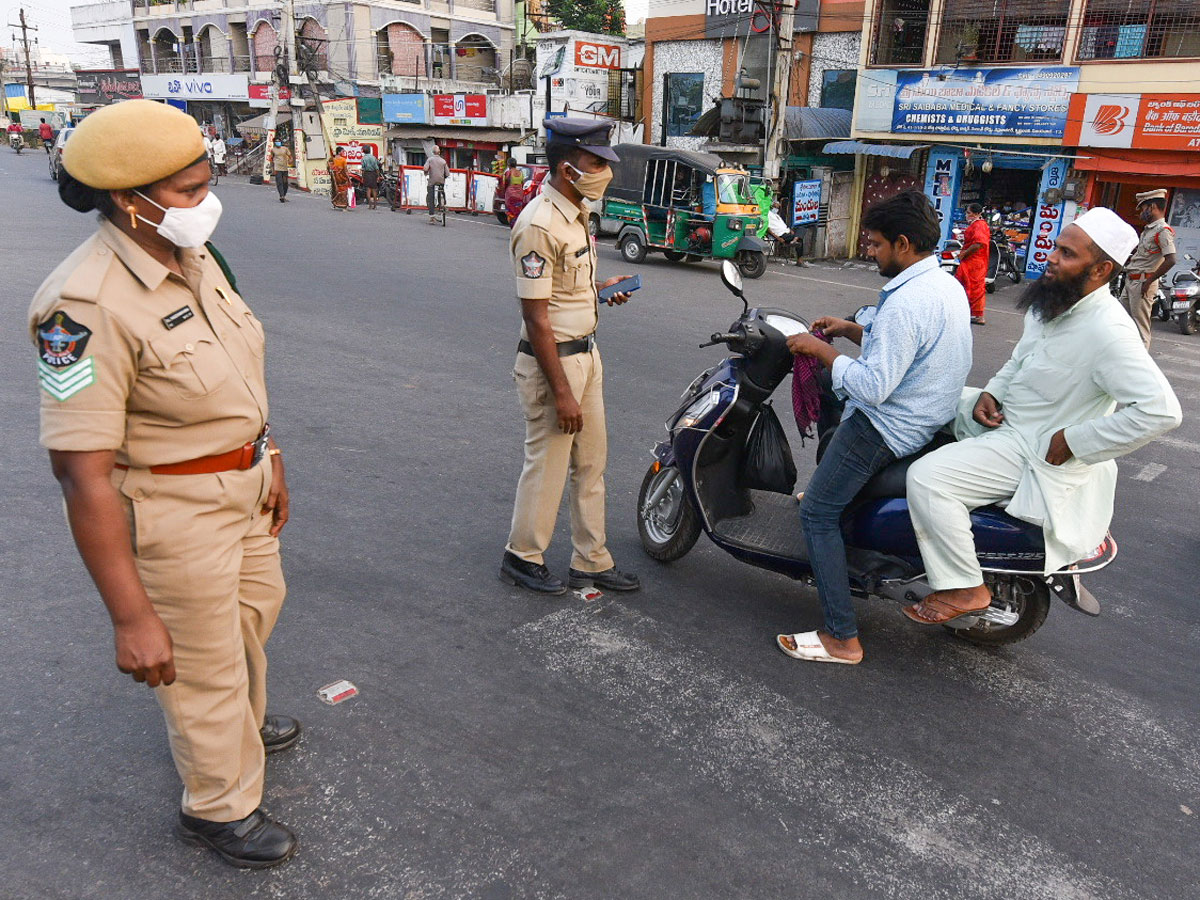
[935,0,1070,65]
[870,0,932,66]
[1078,0,1200,61]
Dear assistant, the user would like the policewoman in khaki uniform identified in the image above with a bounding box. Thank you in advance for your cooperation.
[31,100,298,868]
[499,118,640,595]
[1120,188,1178,348]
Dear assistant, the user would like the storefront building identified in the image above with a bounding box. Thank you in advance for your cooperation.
[849,0,1199,273]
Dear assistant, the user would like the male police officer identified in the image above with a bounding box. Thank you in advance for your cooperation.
[1120,188,1177,347]
[500,118,640,595]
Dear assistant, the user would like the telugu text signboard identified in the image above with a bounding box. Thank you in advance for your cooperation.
[891,67,1079,139]
[432,94,488,127]
[76,69,142,105]
[791,179,821,227]
[247,83,292,108]
[1065,93,1200,151]
[1025,158,1071,280]
[382,93,428,124]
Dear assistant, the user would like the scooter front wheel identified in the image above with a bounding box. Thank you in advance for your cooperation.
[637,462,701,562]
[946,573,1050,646]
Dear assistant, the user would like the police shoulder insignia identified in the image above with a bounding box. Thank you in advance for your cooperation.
[521,251,547,279]
[36,311,96,401]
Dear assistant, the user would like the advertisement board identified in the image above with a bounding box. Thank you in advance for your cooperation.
[575,40,621,71]
[76,69,142,105]
[1025,158,1072,280]
[923,150,963,250]
[248,83,292,108]
[791,179,821,226]
[1064,93,1200,151]
[383,93,428,124]
[432,94,488,126]
[142,73,250,101]
[704,0,818,39]
[320,97,385,144]
[891,67,1079,138]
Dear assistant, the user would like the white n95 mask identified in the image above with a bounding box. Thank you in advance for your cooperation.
[135,190,223,248]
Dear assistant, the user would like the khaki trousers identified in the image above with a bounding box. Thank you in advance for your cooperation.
[1119,276,1158,348]
[116,456,285,822]
[507,347,614,573]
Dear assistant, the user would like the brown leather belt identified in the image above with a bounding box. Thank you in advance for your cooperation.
[1128,272,1156,280]
[518,334,595,357]
[116,427,269,475]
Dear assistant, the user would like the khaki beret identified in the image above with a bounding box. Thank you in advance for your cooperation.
[1135,188,1169,205]
[62,99,207,190]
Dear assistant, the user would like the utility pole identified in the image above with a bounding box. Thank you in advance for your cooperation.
[10,8,39,109]
[762,0,796,182]
[263,0,306,188]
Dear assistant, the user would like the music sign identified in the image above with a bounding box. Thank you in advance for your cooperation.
[432,94,488,127]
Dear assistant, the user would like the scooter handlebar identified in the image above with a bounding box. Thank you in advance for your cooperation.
[700,332,738,348]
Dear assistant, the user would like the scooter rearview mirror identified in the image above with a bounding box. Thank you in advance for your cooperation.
[720,259,743,297]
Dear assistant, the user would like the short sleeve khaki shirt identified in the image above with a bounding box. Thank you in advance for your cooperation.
[1127,218,1177,273]
[29,218,269,467]
[509,183,598,343]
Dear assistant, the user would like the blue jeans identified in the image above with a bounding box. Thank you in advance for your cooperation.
[799,411,896,640]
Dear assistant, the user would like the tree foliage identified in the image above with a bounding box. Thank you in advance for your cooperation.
[544,0,626,37]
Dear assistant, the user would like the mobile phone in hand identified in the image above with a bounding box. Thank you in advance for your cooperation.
[598,274,641,302]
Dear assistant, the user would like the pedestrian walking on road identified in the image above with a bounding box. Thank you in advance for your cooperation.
[330,147,349,210]
[361,146,381,210]
[500,117,641,596]
[34,100,300,869]
[956,203,991,325]
[1119,189,1177,347]
[271,139,292,203]
[424,145,448,224]
[210,131,227,177]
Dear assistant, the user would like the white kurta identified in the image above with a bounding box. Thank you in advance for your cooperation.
[910,285,1181,582]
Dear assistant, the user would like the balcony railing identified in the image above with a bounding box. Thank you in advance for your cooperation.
[140,54,252,74]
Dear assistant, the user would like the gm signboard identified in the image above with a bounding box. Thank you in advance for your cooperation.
[383,93,428,124]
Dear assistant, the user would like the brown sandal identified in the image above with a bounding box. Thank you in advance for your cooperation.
[902,594,990,626]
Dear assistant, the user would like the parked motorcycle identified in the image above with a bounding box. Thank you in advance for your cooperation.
[986,237,1023,292]
[938,236,962,275]
[1169,254,1200,335]
[635,261,1114,646]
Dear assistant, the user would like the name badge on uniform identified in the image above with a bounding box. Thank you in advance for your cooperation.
[162,306,195,330]
[573,246,590,258]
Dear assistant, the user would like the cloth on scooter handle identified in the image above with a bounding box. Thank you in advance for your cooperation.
[791,329,833,441]
[740,402,797,495]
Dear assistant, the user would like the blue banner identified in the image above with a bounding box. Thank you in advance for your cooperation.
[382,93,427,124]
[791,179,821,226]
[1025,158,1072,280]
[893,67,1079,138]
[923,150,963,251]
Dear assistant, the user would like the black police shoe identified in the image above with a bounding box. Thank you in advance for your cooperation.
[177,807,298,869]
[260,715,302,754]
[499,551,567,595]
[568,567,641,592]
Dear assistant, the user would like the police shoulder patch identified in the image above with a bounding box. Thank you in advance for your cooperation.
[521,251,547,279]
[36,311,96,401]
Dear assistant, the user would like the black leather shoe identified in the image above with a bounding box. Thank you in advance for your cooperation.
[568,567,641,592]
[260,715,301,754]
[177,808,298,869]
[499,551,567,595]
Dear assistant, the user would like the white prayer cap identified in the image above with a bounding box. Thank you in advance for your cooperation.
[1070,207,1139,264]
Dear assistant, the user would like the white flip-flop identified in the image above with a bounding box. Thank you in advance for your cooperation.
[775,631,861,665]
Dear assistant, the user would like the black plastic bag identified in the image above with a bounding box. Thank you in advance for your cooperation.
[740,402,797,494]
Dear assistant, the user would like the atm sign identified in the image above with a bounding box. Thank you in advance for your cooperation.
[575,41,620,70]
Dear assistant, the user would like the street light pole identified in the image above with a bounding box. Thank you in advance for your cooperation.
[10,8,39,110]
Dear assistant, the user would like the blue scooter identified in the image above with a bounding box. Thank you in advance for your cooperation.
[636,261,1114,646]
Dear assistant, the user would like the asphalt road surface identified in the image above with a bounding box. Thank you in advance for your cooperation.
[1,150,1197,899]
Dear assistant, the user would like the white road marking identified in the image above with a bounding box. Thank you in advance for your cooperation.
[1132,462,1168,482]
[1155,434,1200,453]
[516,604,1141,899]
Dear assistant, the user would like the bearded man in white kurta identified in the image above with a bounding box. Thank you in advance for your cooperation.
[903,207,1182,625]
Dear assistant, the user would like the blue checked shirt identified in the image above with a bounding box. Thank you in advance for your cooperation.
[830,254,972,457]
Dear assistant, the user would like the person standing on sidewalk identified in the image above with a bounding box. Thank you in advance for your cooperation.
[424,145,448,224]
[271,139,292,203]
[34,100,300,868]
[956,203,991,325]
[499,118,640,596]
[360,146,381,210]
[1120,189,1177,347]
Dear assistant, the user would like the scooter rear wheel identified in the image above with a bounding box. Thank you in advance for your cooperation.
[946,573,1050,646]
[637,463,701,562]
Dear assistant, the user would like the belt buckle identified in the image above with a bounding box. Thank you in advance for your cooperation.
[585,334,595,351]
[250,423,270,466]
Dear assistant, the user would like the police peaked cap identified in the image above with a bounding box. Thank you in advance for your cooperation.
[543,117,619,162]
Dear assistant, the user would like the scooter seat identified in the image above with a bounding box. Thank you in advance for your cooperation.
[854,431,955,502]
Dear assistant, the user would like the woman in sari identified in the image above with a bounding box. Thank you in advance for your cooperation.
[500,158,526,225]
[330,148,349,210]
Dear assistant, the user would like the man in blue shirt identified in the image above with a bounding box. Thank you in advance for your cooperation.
[777,191,972,664]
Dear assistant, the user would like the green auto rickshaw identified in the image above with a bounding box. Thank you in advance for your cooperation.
[600,144,768,279]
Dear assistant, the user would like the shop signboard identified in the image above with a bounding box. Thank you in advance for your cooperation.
[892,67,1078,138]
[792,179,821,226]
[432,94,488,127]
[1025,158,1071,280]
[142,73,250,102]
[1065,93,1200,151]
[923,149,963,249]
[575,40,620,71]
[704,0,818,39]
[248,83,292,108]
[320,97,384,145]
[383,93,427,124]
[76,69,142,105]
